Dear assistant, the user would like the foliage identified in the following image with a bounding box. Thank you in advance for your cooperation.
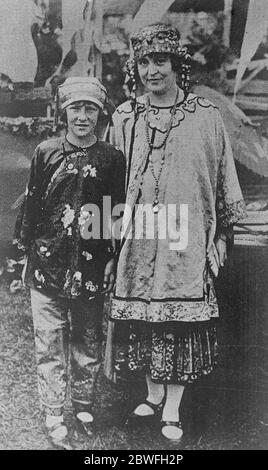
[0,116,65,139]
[102,52,128,107]
[190,69,230,94]
[186,13,235,93]
[187,13,233,71]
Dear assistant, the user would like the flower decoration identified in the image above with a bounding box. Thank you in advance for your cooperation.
[82,164,97,178]
[10,279,24,294]
[66,163,78,175]
[73,271,82,281]
[67,168,78,175]
[35,269,45,285]
[62,204,75,229]
[6,258,17,273]
[85,280,98,293]
[82,251,93,261]
[0,116,65,138]
[70,271,82,297]
[78,209,93,227]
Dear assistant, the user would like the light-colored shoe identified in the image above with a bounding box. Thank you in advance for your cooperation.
[46,421,73,450]
[160,420,183,442]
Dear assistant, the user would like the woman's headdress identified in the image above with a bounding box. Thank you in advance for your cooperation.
[126,23,192,97]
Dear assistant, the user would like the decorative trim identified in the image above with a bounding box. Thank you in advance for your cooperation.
[111,295,219,323]
[116,95,218,134]
[114,295,205,303]
[217,200,247,227]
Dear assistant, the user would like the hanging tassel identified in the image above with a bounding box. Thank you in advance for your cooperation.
[52,87,59,134]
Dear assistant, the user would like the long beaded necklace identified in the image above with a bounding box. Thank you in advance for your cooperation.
[145,87,180,213]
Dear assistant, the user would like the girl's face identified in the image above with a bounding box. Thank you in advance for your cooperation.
[66,101,99,140]
[137,53,177,95]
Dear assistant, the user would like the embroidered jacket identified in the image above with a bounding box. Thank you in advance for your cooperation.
[14,137,126,299]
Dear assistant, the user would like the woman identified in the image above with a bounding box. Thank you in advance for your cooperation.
[107,24,246,442]
[14,77,125,449]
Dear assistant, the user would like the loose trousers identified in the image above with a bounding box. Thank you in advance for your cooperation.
[30,289,103,415]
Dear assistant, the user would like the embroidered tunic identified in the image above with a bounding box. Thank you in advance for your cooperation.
[14,137,125,299]
[110,93,245,323]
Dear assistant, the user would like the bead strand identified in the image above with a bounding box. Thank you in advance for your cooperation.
[145,87,179,151]
[145,88,180,213]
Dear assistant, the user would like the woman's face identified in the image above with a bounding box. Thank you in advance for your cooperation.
[66,100,99,139]
[137,53,177,95]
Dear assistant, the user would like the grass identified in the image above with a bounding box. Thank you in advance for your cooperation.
[0,281,268,450]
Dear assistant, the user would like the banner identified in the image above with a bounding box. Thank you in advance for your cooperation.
[0,0,37,82]
[233,0,268,99]
[61,0,87,64]
[130,0,175,34]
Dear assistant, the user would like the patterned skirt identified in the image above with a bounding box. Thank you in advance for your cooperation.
[106,319,218,385]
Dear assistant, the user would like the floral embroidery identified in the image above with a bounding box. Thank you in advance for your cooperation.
[67,168,78,175]
[6,258,17,273]
[82,164,97,178]
[63,269,72,293]
[113,321,218,384]
[14,139,125,299]
[66,162,78,174]
[78,208,92,227]
[76,151,87,158]
[62,204,75,229]
[13,238,26,252]
[217,199,246,227]
[38,245,51,258]
[71,271,82,297]
[111,291,219,323]
[82,251,93,261]
[34,269,45,285]
[85,280,98,292]
[73,271,82,281]
[63,270,82,298]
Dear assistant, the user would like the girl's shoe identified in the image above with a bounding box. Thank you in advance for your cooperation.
[46,421,73,450]
[75,411,94,438]
[160,420,183,443]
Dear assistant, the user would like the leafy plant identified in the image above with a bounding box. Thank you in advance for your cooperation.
[187,12,235,92]
[188,13,232,71]
[0,116,64,138]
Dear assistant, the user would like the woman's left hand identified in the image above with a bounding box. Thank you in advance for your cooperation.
[214,237,227,267]
[102,258,116,294]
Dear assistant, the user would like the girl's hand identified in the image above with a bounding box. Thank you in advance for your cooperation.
[102,258,116,294]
